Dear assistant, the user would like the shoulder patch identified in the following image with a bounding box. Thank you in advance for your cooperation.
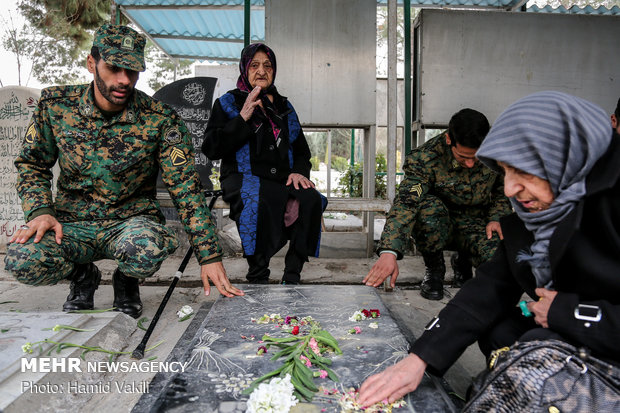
[170,147,188,166]
[24,121,38,144]
[164,127,182,145]
[39,85,84,101]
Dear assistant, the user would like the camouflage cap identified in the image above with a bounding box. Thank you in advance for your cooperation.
[93,24,146,72]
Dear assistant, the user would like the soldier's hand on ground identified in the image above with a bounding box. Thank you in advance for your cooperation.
[240,86,263,121]
[200,261,245,297]
[286,173,315,190]
[357,353,427,407]
[363,253,399,288]
[529,288,557,328]
[10,214,63,245]
[485,220,503,240]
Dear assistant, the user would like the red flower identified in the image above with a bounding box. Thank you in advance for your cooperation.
[291,326,300,335]
[361,309,371,318]
[370,309,380,318]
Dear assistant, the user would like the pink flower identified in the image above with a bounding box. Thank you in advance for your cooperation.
[309,337,321,355]
[257,346,267,355]
[319,369,328,379]
[300,355,312,367]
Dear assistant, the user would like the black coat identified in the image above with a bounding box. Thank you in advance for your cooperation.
[203,89,312,183]
[412,133,620,375]
[202,89,323,259]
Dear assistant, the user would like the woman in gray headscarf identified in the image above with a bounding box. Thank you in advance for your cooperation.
[358,91,620,407]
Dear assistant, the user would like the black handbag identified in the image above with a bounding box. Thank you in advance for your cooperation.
[463,339,620,413]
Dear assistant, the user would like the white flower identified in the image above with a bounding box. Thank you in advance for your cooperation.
[177,305,194,319]
[22,343,33,353]
[246,374,298,413]
[348,310,366,322]
[369,322,378,329]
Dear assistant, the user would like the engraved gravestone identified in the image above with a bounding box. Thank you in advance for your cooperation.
[133,285,458,412]
[153,77,218,208]
[0,87,39,253]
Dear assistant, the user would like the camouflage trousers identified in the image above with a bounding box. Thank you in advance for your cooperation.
[4,216,179,286]
[412,195,501,267]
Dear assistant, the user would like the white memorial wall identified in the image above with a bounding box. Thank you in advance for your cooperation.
[0,86,40,253]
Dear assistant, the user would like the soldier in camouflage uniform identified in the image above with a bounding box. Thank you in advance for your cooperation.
[4,24,244,318]
[363,109,512,300]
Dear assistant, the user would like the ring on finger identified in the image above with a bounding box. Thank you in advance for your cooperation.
[19,225,30,230]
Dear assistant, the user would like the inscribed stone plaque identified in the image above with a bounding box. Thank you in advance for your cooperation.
[133,285,457,412]
[153,77,217,192]
[0,87,39,252]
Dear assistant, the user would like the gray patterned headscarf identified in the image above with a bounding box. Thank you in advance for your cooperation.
[476,91,612,288]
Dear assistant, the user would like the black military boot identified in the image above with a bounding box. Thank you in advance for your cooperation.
[112,269,143,318]
[420,251,446,300]
[451,251,473,288]
[63,263,102,312]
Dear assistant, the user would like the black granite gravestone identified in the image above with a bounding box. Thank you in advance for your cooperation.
[153,78,218,221]
[132,285,458,412]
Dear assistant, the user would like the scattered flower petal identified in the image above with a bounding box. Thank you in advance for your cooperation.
[176,305,193,319]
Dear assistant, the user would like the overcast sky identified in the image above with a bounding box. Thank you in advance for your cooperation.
[0,5,157,94]
[0,5,44,89]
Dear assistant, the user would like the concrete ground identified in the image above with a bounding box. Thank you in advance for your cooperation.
[0,254,485,412]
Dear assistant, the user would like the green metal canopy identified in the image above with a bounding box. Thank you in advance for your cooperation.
[115,0,619,64]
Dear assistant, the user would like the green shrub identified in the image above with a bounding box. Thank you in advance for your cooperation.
[310,156,320,171]
[337,153,388,199]
[331,155,349,172]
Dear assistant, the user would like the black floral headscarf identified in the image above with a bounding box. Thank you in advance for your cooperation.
[236,43,277,95]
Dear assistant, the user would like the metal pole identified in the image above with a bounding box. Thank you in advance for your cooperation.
[387,0,397,202]
[116,5,121,25]
[349,129,355,196]
[404,0,412,156]
[327,130,332,197]
[244,0,251,46]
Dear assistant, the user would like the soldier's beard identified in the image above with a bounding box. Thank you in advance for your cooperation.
[95,66,134,107]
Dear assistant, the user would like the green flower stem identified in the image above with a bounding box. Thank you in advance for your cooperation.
[137,317,149,331]
[146,340,164,352]
[43,324,94,333]
[23,338,162,362]
[246,321,340,402]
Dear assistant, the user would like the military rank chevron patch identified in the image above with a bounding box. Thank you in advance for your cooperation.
[170,147,188,166]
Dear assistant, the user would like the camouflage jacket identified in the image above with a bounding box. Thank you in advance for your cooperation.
[14,83,221,264]
[378,133,512,257]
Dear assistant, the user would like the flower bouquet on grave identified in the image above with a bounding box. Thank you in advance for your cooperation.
[243,316,342,402]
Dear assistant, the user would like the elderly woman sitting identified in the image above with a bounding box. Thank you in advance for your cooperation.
[358,91,620,407]
[203,43,324,285]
